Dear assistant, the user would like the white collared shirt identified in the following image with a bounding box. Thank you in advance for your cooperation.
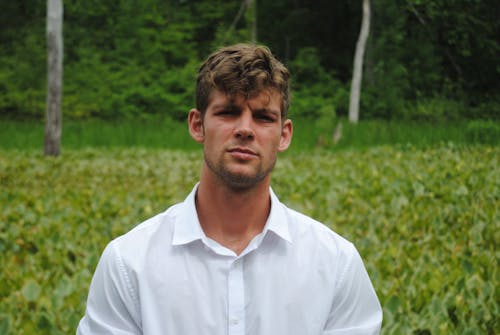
[77,185,382,335]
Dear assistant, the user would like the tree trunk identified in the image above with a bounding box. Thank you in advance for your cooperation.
[348,0,370,123]
[251,0,257,43]
[224,0,257,44]
[44,0,63,156]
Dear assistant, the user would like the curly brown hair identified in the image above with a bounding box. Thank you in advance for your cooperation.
[196,43,290,118]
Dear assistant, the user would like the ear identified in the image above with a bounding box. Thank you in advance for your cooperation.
[278,119,293,152]
[188,109,204,143]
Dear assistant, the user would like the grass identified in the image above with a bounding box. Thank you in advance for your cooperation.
[0,117,498,152]
[0,117,199,151]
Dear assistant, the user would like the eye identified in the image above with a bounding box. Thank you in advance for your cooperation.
[255,112,277,123]
[216,109,237,116]
[258,116,273,122]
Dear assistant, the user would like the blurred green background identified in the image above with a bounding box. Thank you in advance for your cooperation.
[0,1,499,334]
[0,0,498,149]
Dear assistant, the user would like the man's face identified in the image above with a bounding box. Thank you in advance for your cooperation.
[189,89,292,190]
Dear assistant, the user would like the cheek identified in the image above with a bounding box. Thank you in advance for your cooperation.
[203,127,228,152]
[206,122,232,139]
[260,131,283,150]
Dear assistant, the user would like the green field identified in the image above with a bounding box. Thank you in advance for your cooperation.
[0,145,498,334]
[1,118,499,152]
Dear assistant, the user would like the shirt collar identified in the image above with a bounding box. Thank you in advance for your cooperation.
[172,184,205,246]
[172,184,292,246]
[265,188,292,243]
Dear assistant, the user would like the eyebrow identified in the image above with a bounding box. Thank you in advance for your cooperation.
[212,103,238,110]
[254,108,280,116]
[211,103,281,118]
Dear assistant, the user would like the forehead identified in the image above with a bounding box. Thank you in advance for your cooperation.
[207,89,281,109]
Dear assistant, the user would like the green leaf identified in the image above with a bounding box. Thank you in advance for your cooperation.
[454,185,469,196]
[37,312,53,331]
[412,181,426,197]
[386,295,401,314]
[21,279,41,302]
[54,275,74,301]
[0,314,11,334]
[461,259,473,274]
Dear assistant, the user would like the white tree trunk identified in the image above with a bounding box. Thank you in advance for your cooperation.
[251,0,257,43]
[348,0,370,123]
[224,0,257,43]
[44,0,63,156]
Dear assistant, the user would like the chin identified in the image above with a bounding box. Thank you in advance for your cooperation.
[220,170,267,190]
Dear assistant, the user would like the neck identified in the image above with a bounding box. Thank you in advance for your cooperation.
[195,168,271,255]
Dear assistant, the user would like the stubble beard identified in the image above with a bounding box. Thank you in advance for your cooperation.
[204,150,277,191]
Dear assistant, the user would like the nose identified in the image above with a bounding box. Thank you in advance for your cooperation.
[234,111,255,140]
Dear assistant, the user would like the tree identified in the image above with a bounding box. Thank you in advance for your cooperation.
[348,0,371,123]
[44,0,63,156]
[223,0,257,44]
[249,0,257,43]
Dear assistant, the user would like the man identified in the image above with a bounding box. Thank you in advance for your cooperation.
[77,44,382,334]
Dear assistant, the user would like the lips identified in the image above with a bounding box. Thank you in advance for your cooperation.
[227,147,258,160]
[228,147,257,155]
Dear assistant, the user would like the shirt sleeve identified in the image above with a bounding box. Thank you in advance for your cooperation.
[323,244,383,335]
[76,241,141,335]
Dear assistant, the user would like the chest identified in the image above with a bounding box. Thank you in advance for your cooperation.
[137,245,336,335]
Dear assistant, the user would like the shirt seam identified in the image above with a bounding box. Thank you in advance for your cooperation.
[111,240,140,320]
[333,242,355,297]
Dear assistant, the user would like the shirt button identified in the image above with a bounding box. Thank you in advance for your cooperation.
[230,318,239,326]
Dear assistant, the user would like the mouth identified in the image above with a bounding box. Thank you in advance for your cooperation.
[228,147,257,155]
[227,147,258,160]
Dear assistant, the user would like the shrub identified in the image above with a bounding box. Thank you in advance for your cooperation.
[465,120,500,144]
[397,98,466,122]
[288,47,348,122]
[467,100,500,120]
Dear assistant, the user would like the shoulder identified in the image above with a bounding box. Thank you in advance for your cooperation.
[109,202,182,264]
[284,205,355,256]
[283,205,363,284]
[277,204,370,296]
[270,189,355,259]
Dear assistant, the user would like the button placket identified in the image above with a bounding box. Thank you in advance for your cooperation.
[227,258,245,335]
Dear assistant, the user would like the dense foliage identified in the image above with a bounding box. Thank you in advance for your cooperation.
[0,145,498,334]
[0,1,498,121]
